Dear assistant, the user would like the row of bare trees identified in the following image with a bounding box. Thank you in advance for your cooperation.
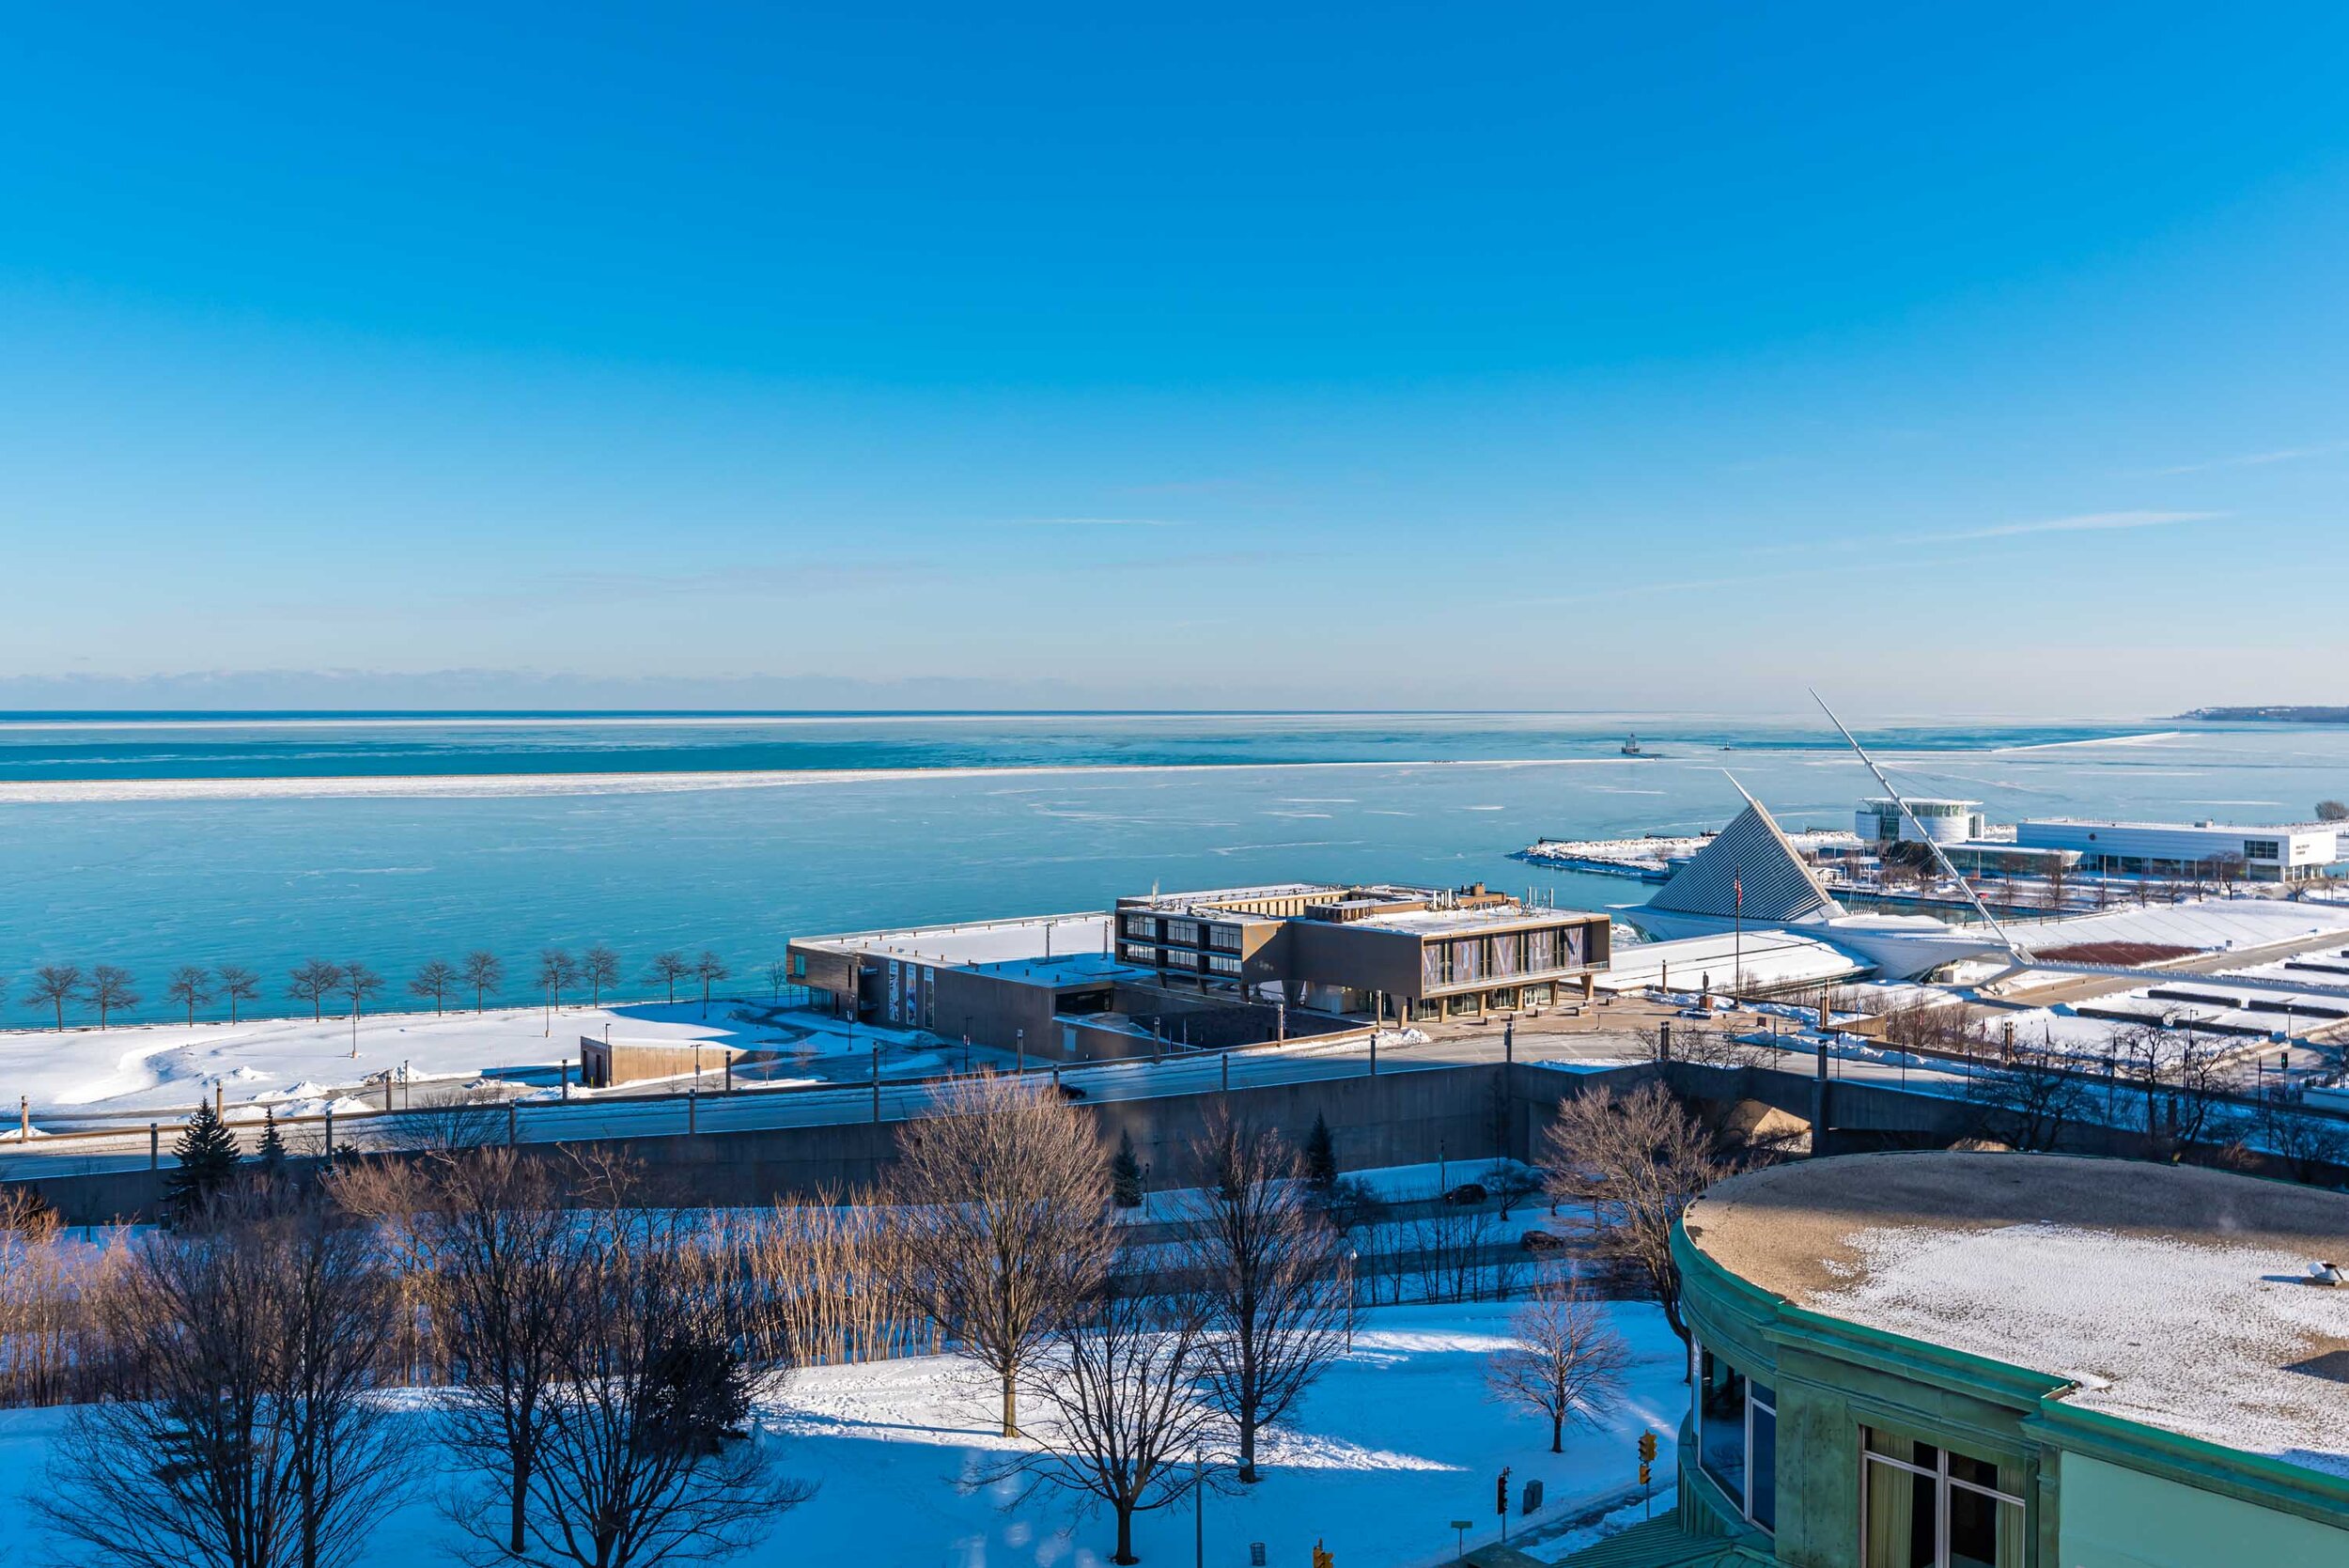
[9,1159,813,1568]
[2,1070,1737,1566]
[4,946,748,1031]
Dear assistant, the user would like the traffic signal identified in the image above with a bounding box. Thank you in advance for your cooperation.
[1638,1430,1658,1464]
[1312,1542,1333,1568]
[1496,1466,1512,1515]
[1639,1462,1652,1486]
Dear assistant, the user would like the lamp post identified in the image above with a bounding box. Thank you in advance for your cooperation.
[1345,1248,1358,1351]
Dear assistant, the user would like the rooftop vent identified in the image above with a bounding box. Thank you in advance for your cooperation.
[2309,1261,2343,1287]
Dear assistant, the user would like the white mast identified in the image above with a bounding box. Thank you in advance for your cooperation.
[1810,689,2029,962]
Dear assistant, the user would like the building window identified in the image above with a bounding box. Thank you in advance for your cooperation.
[1862,1429,2022,1568]
[1526,927,1558,971]
[1164,919,1202,947]
[2246,839,2281,860]
[1209,924,1242,951]
[1123,913,1157,939]
[1164,948,1201,970]
[1695,1347,1774,1533]
[1206,953,1241,976]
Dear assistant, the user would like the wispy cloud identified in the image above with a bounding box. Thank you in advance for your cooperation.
[1738,509,2225,560]
[2141,442,2344,476]
[1916,509,2224,544]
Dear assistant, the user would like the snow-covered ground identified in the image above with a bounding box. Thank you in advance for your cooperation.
[0,1300,1688,1568]
[0,998,958,1119]
[2012,896,2349,955]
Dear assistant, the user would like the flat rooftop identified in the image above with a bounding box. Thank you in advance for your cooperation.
[1125,880,1600,938]
[1685,1152,2349,1477]
[795,913,1115,968]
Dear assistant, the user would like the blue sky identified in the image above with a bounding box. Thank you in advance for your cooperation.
[4,4,2347,713]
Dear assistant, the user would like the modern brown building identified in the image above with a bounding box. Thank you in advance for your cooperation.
[785,881,1611,1061]
[1112,881,1610,1022]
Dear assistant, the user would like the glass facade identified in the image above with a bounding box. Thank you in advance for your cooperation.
[1695,1346,1774,1533]
[1862,1430,2023,1568]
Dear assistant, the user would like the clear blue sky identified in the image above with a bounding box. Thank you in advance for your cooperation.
[5,4,2347,713]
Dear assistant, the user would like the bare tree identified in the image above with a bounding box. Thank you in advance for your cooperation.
[2259,1103,2349,1184]
[646,952,691,1005]
[346,1149,585,1560]
[1181,1110,1347,1483]
[340,960,385,1022]
[164,965,213,1026]
[991,1275,1216,1565]
[537,949,582,1011]
[27,963,83,1030]
[1486,1277,1631,1452]
[88,963,139,1029]
[288,958,347,1021]
[692,951,729,1015]
[405,958,455,1015]
[1486,1159,1545,1220]
[762,959,790,1001]
[462,950,506,1012]
[2318,800,2349,823]
[217,963,261,1023]
[519,1207,809,1568]
[1965,1040,2092,1152]
[582,944,622,1008]
[886,1072,1115,1436]
[39,1193,408,1568]
[1540,1081,1726,1343]
[2115,1028,2234,1160]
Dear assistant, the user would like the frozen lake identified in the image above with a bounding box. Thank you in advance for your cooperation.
[4,712,2345,1026]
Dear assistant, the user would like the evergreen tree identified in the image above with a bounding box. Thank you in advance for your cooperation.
[163,1099,241,1223]
[1304,1111,1339,1194]
[1111,1129,1144,1210]
[255,1110,288,1177]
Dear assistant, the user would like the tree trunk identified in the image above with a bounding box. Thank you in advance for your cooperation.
[1002,1373,1018,1438]
[1113,1499,1137,1565]
[1551,1413,1563,1453]
[1238,1411,1259,1483]
[510,1450,530,1555]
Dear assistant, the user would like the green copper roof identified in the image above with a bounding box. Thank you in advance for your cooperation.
[1551,1517,1760,1568]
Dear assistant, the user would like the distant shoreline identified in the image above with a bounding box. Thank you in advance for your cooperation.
[2181,707,2349,724]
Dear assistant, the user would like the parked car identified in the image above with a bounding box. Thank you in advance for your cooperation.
[1519,1230,1565,1253]
[1441,1181,1488,1205]
[1053,1081,1087,1100]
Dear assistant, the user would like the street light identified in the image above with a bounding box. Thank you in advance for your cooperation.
[1345,1248,1359,1351]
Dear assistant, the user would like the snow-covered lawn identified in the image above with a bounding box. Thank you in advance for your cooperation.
[0,999,958,1121]
[0,1301,1688,1568]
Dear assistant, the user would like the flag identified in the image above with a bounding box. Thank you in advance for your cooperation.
[1734,870,1742,911]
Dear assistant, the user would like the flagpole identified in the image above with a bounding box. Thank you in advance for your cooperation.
[1733,868,1742,1003]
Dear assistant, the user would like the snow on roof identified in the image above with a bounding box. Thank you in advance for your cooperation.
[797,913,1113,967]
[1596,930,1867,993]
[1343,902,1601,938]
[1687,1153,2349,1477]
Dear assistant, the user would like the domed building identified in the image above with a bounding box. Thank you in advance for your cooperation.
[1575,1152,2349,1568]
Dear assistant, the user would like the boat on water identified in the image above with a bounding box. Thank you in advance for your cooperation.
[1620,734,1647,757]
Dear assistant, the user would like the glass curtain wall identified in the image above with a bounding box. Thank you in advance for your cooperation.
[1693,1345,1776,1532]
[1862,1430,2024,1568]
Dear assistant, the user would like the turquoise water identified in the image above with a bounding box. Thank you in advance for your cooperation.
[4,712,2345,1026]
[0,710,2145,781]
